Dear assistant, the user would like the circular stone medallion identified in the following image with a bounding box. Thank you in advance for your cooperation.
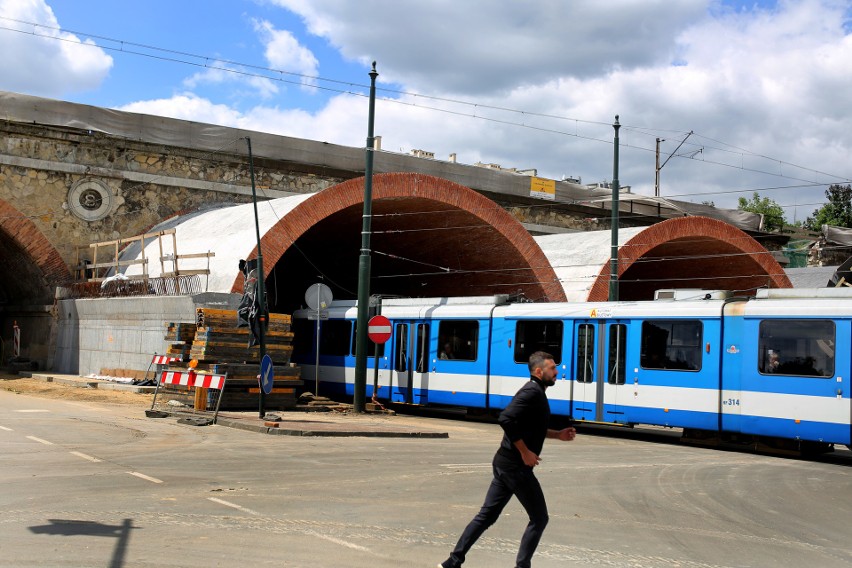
[67,178,113,221]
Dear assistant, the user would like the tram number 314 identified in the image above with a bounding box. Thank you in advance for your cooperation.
[722,398,741,406]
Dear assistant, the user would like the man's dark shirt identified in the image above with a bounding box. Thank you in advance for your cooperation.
[494,376,551,470]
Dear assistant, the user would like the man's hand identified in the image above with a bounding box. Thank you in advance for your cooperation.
[513,439,541,467]
[548,427,576,441]
[521,448,541,468]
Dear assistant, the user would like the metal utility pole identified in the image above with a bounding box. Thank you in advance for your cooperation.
[246,137,267,418]
[655,137,664,197]
[353,62,379,413]
[609,115,621,302]
[655,131,694,197]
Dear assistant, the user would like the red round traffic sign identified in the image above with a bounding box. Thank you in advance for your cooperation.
[367,315,392,344]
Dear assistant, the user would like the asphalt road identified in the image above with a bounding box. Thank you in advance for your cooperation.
[0,388,850,568]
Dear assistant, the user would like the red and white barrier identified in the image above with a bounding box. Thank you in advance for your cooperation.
[151,354,182,365]
[159,371,226,390]
[150,369,228,423]
[12,321,20,358]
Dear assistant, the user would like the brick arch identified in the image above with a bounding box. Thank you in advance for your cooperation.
[0,200,72,301]
[587,216,793,301]
[230,172,566,302]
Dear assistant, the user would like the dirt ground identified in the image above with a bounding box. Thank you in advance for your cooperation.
[0,373,153,407]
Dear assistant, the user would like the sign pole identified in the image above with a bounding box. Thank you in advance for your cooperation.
[609,115,621,302]
[353,62,379,413]
[246,137,268,418]
[315,287,320,396]
[305,283,332,398]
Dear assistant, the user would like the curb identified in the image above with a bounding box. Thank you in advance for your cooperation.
[26,373,157,394]
[150,410,450,439]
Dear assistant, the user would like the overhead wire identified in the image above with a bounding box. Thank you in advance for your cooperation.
[1,16,850,198]
[0,18,848,293]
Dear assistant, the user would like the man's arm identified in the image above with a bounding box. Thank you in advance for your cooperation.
[512,438,541,467]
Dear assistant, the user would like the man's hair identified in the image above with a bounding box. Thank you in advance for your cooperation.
[528,351,554,374]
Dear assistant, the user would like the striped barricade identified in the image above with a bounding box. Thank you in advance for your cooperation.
[152,354,182,365]
[141,353,184,386]
[150,370,228,424]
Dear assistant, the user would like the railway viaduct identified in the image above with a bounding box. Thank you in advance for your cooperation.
[0,91,791,372]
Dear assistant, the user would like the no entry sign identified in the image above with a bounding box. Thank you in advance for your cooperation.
[367,315,392,344]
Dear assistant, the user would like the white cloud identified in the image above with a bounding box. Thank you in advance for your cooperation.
[252,19,319,89]
[271,0,708,94]
[266,0,852,212]
[118,93,244,126]
[11,0,847,216]
[0,0,112,97]
[183,62,280,99]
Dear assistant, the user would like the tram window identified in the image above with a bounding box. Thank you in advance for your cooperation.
[758,319,834,378]
[395,324,408,372]
[292,318,314,358]
[607,324,627,385]
[641,320,702,371]
[416,323,430,373]
[438,320,478,361]
[351,323,385,358]
[319,319,352,356]
[576,324,595,383]
[514,320,563,364]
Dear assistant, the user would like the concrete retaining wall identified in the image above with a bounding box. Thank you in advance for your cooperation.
[53,293,241,376]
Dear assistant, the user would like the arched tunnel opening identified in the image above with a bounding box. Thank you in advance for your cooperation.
[618,237,777,300]
[264,196,548,314]
[0,231,55,307]
[587,217,792,301]
[0,205,68,368]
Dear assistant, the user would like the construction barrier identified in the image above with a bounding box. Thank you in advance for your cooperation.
[150,370,228,424]
[12,321,20,358]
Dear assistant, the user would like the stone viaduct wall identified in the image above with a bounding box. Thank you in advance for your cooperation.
[0,92,768,372]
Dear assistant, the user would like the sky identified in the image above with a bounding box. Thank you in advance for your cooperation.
[1,0,851,221]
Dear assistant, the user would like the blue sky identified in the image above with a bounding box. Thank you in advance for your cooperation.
[1,0,851,219]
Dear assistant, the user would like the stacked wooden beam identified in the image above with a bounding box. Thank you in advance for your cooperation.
[163,322,195,360]
[181,308,302,410]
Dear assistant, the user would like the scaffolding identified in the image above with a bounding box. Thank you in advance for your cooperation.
[73,228,214,295]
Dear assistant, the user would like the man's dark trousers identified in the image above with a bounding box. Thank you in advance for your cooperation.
[443,462,549,568]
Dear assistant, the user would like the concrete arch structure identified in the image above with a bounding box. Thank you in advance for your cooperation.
[234,173,565,304]
[586,217,792,301]
[0,200,72,305]
[127,180,791,310]
[127,173,565,310]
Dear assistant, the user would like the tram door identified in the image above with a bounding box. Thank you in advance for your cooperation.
[571,321,598,421]
[572,321,629,423]
[602,322,628,424]
[390,322,430,404]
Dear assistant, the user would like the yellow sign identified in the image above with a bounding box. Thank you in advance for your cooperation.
[530,177,555,200]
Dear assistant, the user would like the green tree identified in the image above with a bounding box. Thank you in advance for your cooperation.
[737,192,786,232]
[805,184,852,230]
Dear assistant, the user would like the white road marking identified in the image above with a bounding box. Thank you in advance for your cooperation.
[14,409,50,413]
[126,471,163,484]
[0,425,13,431]
[69,451,102,463]
[207,497,260,516]
[26,436,53,445]
[305,531,371,552]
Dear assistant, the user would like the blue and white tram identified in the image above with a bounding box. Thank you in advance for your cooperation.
[292,289,852,449]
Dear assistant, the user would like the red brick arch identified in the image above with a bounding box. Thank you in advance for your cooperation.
[230,172,566,301]
[587,216,793,301]
[0,200,72,288]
